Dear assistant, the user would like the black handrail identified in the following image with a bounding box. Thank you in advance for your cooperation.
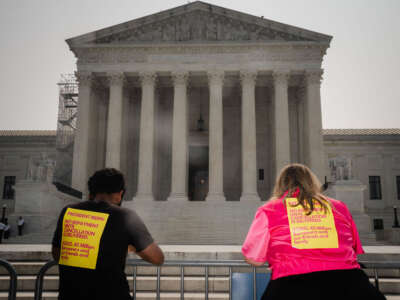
[34,260,57,300]
[33,259,400,300]
[0,259,17,300]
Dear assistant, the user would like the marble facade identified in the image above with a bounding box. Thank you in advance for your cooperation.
[67,1,331,203]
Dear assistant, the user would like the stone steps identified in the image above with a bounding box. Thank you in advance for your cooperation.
[2,292,400,300]
[0,275,229,292]
[0,273,399,296]
[0,291,229,300]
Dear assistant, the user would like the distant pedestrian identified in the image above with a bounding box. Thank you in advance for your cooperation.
[0,220,5,244]
[17,216,25,236]
[4,218,10,239]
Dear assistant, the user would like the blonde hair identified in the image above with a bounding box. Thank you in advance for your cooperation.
[271,163,330,215]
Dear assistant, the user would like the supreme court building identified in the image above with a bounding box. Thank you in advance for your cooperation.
[68,1,330,203]
[4,1,400,245]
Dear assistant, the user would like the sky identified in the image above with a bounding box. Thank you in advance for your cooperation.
[0,0,399,130]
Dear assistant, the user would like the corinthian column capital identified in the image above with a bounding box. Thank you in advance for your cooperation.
[171,71,189,86]
[207,70,225,86]
[75,71,94,87]
[107,72,126,86]
[139,72,157,86]
[305,69,324,85]
[273,70,290,85]
[239,70,257,86]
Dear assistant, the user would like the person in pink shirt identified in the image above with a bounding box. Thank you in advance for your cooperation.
[242,163,385,300]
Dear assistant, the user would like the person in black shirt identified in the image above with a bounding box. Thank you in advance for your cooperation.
[52,168,164,300]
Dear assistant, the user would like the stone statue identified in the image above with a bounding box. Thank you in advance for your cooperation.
[27,156,37,181]
[28,153,56,183]
[329,156,354,181]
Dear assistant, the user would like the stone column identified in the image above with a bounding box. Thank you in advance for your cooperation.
[273,71,291,174]
[240,70,260,201]
[304,70,325,181]
[105,73,125,169]
[71,72,94,196]
[206,71,226,201]
[134,72,157,202]
[168,71,189,201]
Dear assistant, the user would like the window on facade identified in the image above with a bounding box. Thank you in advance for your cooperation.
[2,176,16,200]
[373,219,384,230]
[369,176,382,200]
[397,176,400,200]
[259,169,264,181]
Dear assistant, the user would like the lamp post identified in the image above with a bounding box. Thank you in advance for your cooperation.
[1,204,6,223]
[393,206,400,228]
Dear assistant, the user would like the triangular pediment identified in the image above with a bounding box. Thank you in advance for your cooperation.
[67,1,331,47]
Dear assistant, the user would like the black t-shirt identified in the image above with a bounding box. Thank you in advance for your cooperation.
[52,200,154,300]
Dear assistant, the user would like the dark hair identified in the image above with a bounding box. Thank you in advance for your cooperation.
[88,168,125,200]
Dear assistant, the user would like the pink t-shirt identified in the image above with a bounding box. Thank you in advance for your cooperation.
[242,193,364,280]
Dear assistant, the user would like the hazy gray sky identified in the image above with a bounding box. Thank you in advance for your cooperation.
[0,0,399,130]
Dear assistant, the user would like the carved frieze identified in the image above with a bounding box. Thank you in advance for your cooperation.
[95,11,311,44]
[75,44,325,65]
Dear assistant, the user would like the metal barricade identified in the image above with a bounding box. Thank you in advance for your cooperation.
[34,260,57,300]
[33,259,400,300]
[127,259,268,300]
[0,259,17,300]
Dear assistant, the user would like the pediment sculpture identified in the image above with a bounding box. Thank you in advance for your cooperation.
[95,10,312,44]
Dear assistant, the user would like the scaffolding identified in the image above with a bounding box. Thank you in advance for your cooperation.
[54,74,78,186]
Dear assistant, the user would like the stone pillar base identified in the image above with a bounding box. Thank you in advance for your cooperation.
[327,179,376,244]
[205,194,226,202]
[167,194,188,202]
[240,193,260,202]
[390,228,400,245]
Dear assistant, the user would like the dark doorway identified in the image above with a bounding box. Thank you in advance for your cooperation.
[188,146,209,201]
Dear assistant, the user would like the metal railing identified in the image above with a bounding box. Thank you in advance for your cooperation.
[34,259,267,300]
[359,260,400,292]
[33,259,400,300]
[128,259,268,300]
[0,259,17,300]
[34,260,57,300]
